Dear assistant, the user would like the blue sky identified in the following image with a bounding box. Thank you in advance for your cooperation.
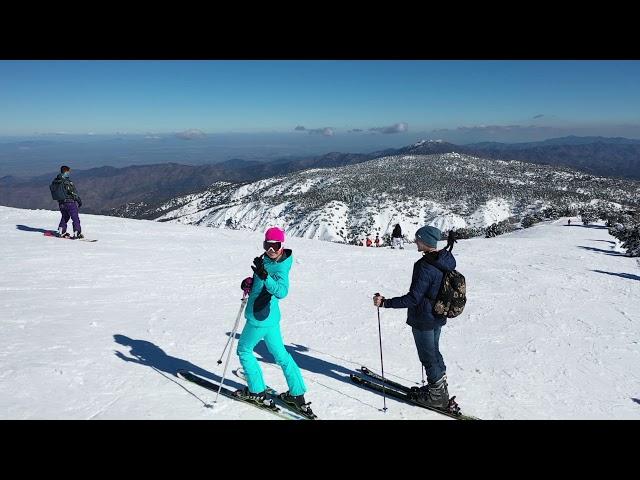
[1,60,639,142]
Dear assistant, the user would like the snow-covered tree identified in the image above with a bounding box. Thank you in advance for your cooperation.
[608,210,640,257]
[580,206,598,225]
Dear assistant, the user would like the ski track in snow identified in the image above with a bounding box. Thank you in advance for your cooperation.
[1,206,639,419]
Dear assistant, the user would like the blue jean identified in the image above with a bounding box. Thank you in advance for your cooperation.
[236,322,306,396]
[412,326,446,384]
[58,201,81,234]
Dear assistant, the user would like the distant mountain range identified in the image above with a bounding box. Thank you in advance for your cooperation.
[1,136,639,216]
[466,135,640,149]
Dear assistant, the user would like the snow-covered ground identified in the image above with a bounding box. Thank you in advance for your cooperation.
[1,205,639,419]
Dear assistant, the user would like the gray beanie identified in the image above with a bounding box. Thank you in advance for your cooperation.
[415,225,441,248]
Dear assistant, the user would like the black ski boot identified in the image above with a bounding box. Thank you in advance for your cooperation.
[233,387,275,408]
[412,375,449,410]
[278,391,317,419]
[60,232,71,238]
[74,232,84,239]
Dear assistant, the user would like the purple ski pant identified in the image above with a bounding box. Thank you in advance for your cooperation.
[58,201,81,234]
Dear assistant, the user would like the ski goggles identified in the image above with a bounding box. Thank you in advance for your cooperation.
[263,241,282,252]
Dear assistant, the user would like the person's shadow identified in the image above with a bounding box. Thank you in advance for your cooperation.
[113,334,244,397]
[16,224,52,234]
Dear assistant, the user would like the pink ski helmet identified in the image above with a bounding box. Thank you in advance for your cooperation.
[264,227,285,243]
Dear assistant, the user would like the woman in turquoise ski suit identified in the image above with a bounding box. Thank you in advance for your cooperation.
[236,227,313,415]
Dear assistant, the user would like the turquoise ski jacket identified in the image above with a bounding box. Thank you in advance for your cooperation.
[245,249,293,327]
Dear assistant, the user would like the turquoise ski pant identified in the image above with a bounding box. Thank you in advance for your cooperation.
[236,322,306,396]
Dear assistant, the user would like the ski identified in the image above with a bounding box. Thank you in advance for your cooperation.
[44,231,97,242]
[176,369,304,420]
[233,368,318,419]
[357,366,420,394]
[351,367,480,420]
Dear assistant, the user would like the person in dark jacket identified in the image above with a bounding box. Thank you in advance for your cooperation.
[373,225,455,409]
[52,165,83,238]
[391,223,404,249]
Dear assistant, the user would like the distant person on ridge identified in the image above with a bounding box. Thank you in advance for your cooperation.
[49,165,83,239]
[372,225,456,410]
[568,219,571,226]
[366,237,372,247]
[391,223,404,249]
[234,227,316,418]
[375,234,380,247]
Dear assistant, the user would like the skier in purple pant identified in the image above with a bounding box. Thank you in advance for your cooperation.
[50,165,84,239]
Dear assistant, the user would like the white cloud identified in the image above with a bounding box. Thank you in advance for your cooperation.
[369,122,408,134]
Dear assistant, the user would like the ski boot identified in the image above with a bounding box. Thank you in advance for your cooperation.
[411,374,449,410]
[74,232,84,239]
[278,391,317,419]
[233,387,276,408]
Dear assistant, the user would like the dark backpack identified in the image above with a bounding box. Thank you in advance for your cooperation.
[424,231,467,318]
[50,177,67,201]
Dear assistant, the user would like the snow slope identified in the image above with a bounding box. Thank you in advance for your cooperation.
[1,205,639,419]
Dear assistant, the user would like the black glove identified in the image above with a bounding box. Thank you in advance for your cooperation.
[251,256,268,280]
[76,197,82,208]
[240,277,253,291]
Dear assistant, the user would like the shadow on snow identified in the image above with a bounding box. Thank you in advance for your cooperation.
[113,334,244,391]
[112,334,412,406]
[16,224,52,234]
[566,224,608,230]
[578,246,625,256]
[592,270,640,282]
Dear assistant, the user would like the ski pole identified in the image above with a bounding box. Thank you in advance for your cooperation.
[374,293,387,412]
[216,279,252,364]
[216,326,236,366]
[215,291,249,403]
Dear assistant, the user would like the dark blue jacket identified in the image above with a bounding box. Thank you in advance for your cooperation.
[383,249,456,331]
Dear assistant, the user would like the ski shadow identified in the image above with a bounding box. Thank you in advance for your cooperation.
[113,334,244,390]
[578,246,625,256]
[632,398,640,405]
[593,270,640,282]
[589,240,616,244]
[16,224,52,234]
[225,332,359,387]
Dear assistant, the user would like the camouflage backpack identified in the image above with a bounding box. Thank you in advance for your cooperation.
[424,232,467,318]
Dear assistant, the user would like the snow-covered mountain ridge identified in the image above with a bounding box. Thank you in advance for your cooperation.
[153,153,640,242]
